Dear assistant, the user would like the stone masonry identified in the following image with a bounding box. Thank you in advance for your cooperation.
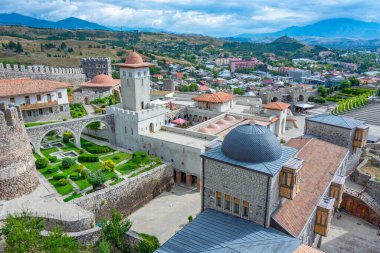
[0,102,39,200]
[0,63,85,87]
[81,57,111,80]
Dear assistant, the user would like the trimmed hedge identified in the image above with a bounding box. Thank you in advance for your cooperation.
[58,178,69,186]
[70,172,80,181]
[35,158,49,169]
[85,146,111,154]
[48,156,58,163]
[53,174,67,180]
[78,154,99,162]
[62,158,75,169]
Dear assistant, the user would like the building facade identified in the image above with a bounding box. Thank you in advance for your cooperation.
[0,78,72,122]
[81,57,112,80]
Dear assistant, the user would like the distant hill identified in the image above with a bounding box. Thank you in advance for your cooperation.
[237,18,380,40]
[0,13,110,31]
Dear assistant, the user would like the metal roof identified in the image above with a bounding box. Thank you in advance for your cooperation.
[221,124,283,163]
[156,209,301,253]
[306,114,365,129]
[202,145,297,176]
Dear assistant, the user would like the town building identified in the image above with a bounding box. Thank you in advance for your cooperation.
[0,78,72,122]
[74,74,120,104]
[158,123,348,252]
[288,69,311,83]
[230,58,263,72]
[192,92,235,112]
[215,57,242,66]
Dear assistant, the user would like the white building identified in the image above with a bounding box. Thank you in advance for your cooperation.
[0,78,72,122]
[192,92,235,112]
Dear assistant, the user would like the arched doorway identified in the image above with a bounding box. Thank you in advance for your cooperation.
[356,205,369,220]
[342,197,354,213]
[149,122,154,132]
[298,94,304,102]
[80,120,111,143]
[271,97,279,102]
[84,96,90,105]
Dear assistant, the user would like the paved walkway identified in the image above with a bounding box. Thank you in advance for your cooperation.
[83,104,95,115]
[128,185,201,244]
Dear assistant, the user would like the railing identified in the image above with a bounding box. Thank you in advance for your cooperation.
[20,101,58,110]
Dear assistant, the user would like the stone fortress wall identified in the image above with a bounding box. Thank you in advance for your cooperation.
[0,63,85,87]
[81,57,111,80]
[0,103,39,200]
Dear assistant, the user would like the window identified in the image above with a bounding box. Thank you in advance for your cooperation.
[233,197,240,214]
[10,97,15,103]
[59,106,64,112]
[243,201,249,218]
[216,191,222,207]
[58,92,62,99]
[39,109,43,115]
[123,71,126,77]
[103,64,106,68]
[37,95,41,101]
[49,107,53,113]
[316,211,327,226]
[129,72,132,77]
[97,64,100,68]
[281,172,292,187]
[138,72,141,77]
[224,194,231,211]
[144,71,147,76]
[27,111,32,117]
[25,96,30,104]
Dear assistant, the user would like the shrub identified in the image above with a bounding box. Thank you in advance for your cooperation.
[48,156,58,163]
[188,216,193,222]
[53,174,66,180]
[87,170,107,189]
[58,178,69,186]
[47,167,58,174]
[62,158,75,169]
[35,158,49,169]
[86,146,110,154]
[81,168,91,179]
[138,234,160,253]
[78,155,99,162]
[70,172,80,181]
[63,132,73,143]
[74,164,84,173]
[102,160,116,172]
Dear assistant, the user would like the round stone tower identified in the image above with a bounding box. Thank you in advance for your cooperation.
[0,102,39,200]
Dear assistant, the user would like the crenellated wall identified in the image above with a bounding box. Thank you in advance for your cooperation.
[0,63,85,86]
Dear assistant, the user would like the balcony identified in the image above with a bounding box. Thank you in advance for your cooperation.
[20,101,58,110]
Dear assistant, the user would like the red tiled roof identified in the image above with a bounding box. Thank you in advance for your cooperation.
[192,92,235,103]
[0,78,72,98]
[198,85,210,92]
[80,74,119,88]
[273,138,348,237]
[264,101,291,110]
[114,51,154,68]
[293,244,325,253]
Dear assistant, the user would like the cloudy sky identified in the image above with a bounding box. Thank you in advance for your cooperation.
[2,0,380,36]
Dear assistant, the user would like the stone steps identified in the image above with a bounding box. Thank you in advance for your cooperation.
[342,104,380,126]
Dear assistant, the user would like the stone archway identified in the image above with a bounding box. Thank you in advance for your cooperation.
[149,122,154,133]
[79,120,112,142]
[271,97,279,102]
[356,205,369,220]
[38,126,80,152]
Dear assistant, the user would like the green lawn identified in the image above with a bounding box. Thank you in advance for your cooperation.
[110,178,124,186]
[105,171,118,181]
[41,147,59,160]
[74,178,92,190]
[80,138,114,154]
[63,192,83,202]
[116,153,162,175]
[81,161,102,171]
[101,152,131,164]
[61,142,82,154]
[25,120,61,128]
[49,179,74,196]
[39,164,61,179]
[70,103,87,118]
[33,152,42,159]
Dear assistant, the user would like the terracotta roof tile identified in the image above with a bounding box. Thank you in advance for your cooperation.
[114,52,154,68]
[273,138,348,237]
[264,101,291,110]
[79,74,119,88]
[293,244,325,253]
[192,92,235,103]
[0,78,72,98]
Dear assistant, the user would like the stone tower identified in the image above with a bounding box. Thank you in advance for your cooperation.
[115,52,154,111]
[81,57,112,80]
[0,103,39,200]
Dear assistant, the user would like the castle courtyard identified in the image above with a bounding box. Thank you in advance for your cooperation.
[128,185,201,243]
[321,212,380,253]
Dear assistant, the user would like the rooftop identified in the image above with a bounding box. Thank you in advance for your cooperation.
[0,78,72,98]
[192,92,235,103]
[114,51,154,69]
[142,130,212,149]
[156,208,301,253]
[306,114,366,129]
[263,101,291,111]
[273,138,349,237]
[80,74,119,88]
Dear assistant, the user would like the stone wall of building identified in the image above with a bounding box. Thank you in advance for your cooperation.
[203,159,270,227]
[81,57,111,80]
[366,180,380,204]
[73,164,173,221]
[0,63,85,87]
[73,87,114,104]
[22,104,71,123]
[0,103,39,200]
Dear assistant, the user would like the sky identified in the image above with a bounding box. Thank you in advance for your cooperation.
[2,0,380,36]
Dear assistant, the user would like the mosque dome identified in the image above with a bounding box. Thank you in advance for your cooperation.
[221,123,282,163]
[216,119,228,125]
[125,51,144,65]
[225,115,236,121]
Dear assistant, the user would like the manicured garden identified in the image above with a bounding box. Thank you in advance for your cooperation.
[70,103,87,118]
[34,133,162,200]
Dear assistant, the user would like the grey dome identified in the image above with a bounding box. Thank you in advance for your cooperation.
[221,124,282,163]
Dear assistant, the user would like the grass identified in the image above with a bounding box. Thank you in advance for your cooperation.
[74,178,92,190]
[70,103,87,118]
[61,142,82,154]
[33,152,42,159]
[101,152,131,164]
[47,135,59,141]
[25,120,61,128]
[104,171,118,181]
[116,152,162,175]
[41,147,59,159]
[110,178,124,186]
[63,192,83,202]
[39,164,61,179]
[49,178,74,196]
[81,161,102,171]
[80,138,114,154]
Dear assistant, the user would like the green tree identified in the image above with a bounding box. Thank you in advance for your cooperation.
[101,210,132,252]
[340,80,351,90]
[233,88,245,95]
[102,160,116,172]
[1,211,45,253]
[87,170,107,189]
[317,85,327,97]
[87,121,101,130]
[42,228,80,253]
[60,42,67,50]
[15,42,23,53]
